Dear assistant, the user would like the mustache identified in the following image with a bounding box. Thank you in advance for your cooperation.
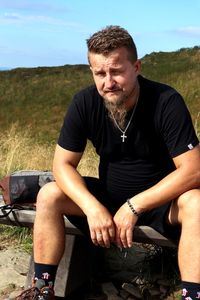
[104,87,122,92]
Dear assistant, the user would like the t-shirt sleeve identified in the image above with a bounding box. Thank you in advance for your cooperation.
[159,92,199,157]
[58,96,87,152]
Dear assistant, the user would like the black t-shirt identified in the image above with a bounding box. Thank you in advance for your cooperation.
[58,75,199,204]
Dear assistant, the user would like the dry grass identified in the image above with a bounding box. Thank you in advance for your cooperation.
[194,111,200,140]
[77,143,99,178]
[0,123,99,179]
[0,124,55,178]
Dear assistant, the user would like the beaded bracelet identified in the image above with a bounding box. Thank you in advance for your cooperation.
[127,199,140,217]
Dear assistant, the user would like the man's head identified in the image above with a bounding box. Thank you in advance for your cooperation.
[86,26,141,129]
[87,25,138,64]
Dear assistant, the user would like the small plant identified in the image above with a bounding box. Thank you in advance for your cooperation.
[134,244,181,298]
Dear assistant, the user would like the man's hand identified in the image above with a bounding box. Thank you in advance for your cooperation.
[113,202,138,248]
[86,204,115,248]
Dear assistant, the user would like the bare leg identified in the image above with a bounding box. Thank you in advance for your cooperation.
[33,181,84,264]
[169,189,200,283]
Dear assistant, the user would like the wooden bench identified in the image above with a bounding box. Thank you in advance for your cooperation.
[0,196,178,298]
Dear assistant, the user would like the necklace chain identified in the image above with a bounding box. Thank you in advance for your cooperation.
[111,94,139,142]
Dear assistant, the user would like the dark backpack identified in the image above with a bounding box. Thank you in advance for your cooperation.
[0,170,54,205]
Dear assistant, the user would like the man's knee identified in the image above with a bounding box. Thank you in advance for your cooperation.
[36,181,66,210]
[177,189,200,221]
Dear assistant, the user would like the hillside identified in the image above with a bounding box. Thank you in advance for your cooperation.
[0,64,92,144]
[0,47,200,144]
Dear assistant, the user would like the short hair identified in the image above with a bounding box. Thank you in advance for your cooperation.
[87,25,138,63]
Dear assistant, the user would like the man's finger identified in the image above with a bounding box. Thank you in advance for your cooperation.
[126,228,133,248]
[108,227,115,241]
[120,229,128,248]
[96,232,103,239]
[102,231,111,248]
[90,230,99,246]
[115,228,123,248]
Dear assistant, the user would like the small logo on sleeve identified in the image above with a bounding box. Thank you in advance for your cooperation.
[187,143,194,150]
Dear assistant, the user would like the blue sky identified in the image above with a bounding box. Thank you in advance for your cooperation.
[1,0,200,69]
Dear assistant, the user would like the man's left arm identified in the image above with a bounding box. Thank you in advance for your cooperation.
[114,144,200,248]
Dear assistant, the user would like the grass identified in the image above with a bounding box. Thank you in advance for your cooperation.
[0,123,55,178]
[0,224,33,253]
[0,65,93,143]
[0,123,99,179]
[194,112,200,139]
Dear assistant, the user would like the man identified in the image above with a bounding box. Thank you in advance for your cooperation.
[16,26,200,300]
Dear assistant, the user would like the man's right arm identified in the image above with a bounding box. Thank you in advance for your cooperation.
[53,144,115,247]
[53,144,97,213]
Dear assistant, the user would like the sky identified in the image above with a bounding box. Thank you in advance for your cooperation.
[1,0,200,69]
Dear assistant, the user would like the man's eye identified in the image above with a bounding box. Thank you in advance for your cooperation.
[95,72,105,77]
[112,70,121,75]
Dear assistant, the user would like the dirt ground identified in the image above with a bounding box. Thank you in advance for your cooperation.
[0,235,181,300]
[0,244,30,300]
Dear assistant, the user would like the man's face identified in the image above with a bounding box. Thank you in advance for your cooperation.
[89,47,141,109]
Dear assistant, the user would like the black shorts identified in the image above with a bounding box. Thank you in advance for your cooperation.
[67,177,180,241]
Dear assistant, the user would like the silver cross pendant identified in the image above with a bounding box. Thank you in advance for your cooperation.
[121,132,127,142]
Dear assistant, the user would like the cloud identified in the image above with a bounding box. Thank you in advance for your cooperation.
[0,12,88,33]
[3,12,21,20]
[0,0,69,13]
[175,26,200,37]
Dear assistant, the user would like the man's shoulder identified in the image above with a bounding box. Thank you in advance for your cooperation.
[139,75,179,98]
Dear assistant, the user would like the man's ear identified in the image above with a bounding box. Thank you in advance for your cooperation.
[134,59,141,74]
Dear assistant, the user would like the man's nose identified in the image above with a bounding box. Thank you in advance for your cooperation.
[105,73,115,87]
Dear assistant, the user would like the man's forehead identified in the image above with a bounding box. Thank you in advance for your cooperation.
[89,51,126,69]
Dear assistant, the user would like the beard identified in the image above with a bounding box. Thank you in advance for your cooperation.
[102,82,139,130]
[104,95,128,130]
